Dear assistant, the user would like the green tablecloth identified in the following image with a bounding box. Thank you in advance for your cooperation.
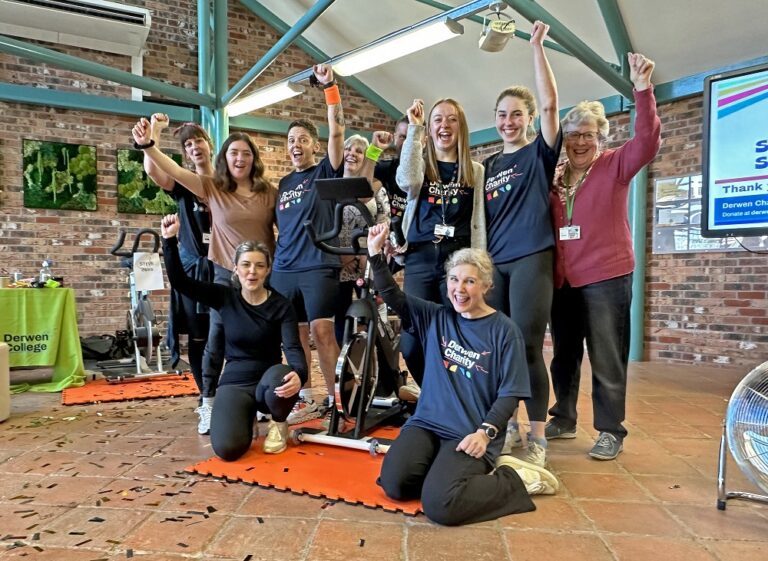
[0,287,86,393]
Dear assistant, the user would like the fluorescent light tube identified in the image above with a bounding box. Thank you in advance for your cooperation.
[332,19,463,76]
[227,81,305,116]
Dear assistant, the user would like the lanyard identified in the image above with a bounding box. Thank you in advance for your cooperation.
[438,164,459,225]
[563,162,594,225]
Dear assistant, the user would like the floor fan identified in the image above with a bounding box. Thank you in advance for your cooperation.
[717,360,768,509]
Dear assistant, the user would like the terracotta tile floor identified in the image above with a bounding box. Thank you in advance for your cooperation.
[2,359,768,560]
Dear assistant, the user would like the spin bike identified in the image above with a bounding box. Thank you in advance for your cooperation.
[296,177,408,455]
[97,228,184,382]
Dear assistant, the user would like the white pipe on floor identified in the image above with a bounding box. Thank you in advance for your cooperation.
[295,431,390,454]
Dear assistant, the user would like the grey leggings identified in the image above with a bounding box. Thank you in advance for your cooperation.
[210,364,298,461]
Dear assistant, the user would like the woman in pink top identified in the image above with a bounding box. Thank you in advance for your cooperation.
[545,53,661,461]
[132,120,277,435]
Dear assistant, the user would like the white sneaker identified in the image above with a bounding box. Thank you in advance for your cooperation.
[524,439,548,467]
[501,424,523,455]
[256,411,271,422]
[397,380,421,402]
[195,404,212,435]
[286,396,322,425]
[263,420,289,454]
[495,455,559,495]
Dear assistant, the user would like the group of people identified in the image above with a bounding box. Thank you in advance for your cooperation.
[130,21,661,526]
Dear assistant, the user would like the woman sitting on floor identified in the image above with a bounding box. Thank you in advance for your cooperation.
[159,214,306,461]
[365,223,559,526]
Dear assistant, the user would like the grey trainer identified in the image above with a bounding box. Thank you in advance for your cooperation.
[544,420,577,440]
[589,432,623,460]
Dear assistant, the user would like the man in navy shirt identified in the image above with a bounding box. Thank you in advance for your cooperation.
[271,64,345,423]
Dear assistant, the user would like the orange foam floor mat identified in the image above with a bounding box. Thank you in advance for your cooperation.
[185,425,422,516]
[62,374,198,405]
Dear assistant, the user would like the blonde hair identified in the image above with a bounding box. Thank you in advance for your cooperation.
[344,134,369,152]
[425,98,476,187]
[562,100,610,138]
[444,248,494,289]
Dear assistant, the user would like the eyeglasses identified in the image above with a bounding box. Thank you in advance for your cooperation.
[565,131,599,141]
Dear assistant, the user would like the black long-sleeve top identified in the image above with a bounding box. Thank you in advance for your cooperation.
[370,253,523,455]
[162,237,308,386]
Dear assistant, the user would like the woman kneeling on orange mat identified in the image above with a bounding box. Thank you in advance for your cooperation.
[160,214,306,460]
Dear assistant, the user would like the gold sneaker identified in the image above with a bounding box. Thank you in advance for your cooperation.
[263,420,289,454]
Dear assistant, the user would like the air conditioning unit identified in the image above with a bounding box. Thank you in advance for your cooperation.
[0,0,151,56]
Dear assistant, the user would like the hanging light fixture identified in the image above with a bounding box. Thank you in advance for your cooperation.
[227,80,305,116]
[331,18,464,76]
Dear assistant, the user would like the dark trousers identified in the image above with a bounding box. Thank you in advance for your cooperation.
[548,274,632,439]
[487,249,553,422]
[401,238,468,385]
[201,263,231,397]
[210,364,299,461]
[379,426,535,526]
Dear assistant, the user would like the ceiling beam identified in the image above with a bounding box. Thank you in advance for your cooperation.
[0,82,198,122]
[223,0,336,106]
[596,0,633,71]
[0,34,215,108]
[238,0,402,119]
[413,0,573,56]
[502,0,634,98]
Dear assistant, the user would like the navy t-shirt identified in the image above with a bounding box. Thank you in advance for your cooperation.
[404,299,530,459]
[374,158,407,218]
[483,132,562,263]
[170,182,210,258]
[408,161,474,243]
[274,156,342,272]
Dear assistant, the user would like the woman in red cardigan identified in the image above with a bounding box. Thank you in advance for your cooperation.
[546,52,661,460]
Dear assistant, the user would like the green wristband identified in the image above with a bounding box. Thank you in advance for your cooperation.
[365,144,383,162]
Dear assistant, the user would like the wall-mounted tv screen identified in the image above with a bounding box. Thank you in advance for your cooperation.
[702,62,768,238]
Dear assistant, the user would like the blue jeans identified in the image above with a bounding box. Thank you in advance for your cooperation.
[548,274,632,439]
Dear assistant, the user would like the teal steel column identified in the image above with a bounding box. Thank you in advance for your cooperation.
[213,0,229,150]
[502,0,633,98]
[223,0,336,106]
[198,0,215,136]
[0,34,214,107]
[628,106,648,361]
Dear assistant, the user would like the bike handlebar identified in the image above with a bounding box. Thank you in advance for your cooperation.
[110,228,161,257]
[303,200,374,256]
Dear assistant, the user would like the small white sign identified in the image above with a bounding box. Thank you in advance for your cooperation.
[133,252,164,291]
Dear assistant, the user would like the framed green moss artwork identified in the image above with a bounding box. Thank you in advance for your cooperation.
[23,139,98,211]
[117,149,182,214]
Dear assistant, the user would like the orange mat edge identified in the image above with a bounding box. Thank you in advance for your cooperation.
[61,374,198,405]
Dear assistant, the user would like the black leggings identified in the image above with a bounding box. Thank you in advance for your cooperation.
[209,364,299,461]
[378,426,535,526]
[486,249,553,422]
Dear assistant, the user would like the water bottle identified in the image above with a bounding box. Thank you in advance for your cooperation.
[39,259,53,283]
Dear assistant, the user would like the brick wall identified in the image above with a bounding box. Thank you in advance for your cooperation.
[472,97,768,367]
[0,1,393,337]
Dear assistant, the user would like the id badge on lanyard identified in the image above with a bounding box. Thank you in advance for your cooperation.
[559,225,581,240]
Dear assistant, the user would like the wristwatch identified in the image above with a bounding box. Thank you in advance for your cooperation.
[481,423,498,440]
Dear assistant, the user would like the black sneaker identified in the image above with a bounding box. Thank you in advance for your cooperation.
[544,420,577,440]
[589,432,623,460]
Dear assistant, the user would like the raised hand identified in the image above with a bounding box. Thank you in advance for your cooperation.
[132,117,152,146]
[628,52,655,91]
[407,98,425,126]
[150,113,169,140]
[313,63,334,85]
[372,131,392,150]
[367,222,390,256]
[160,214,180,239]
[529,20,549,46]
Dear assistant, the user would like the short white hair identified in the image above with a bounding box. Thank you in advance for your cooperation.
[562,100,610,138]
